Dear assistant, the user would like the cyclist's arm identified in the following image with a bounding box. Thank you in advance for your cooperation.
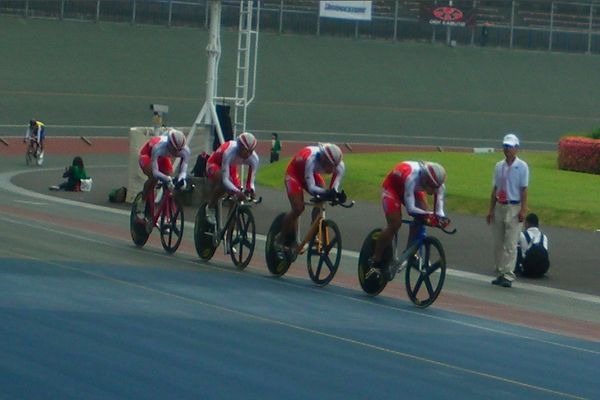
[403,179,429,216]
[176,147,191,182]
[150,146,171,182]
[24,127,31,141]
[221,147,242,194]
[329,161,345,191]
[244,152,259,191]
[433,184,446,217]
[304,156,326,196]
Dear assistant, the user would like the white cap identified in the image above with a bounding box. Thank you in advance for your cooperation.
[503,133,520,147]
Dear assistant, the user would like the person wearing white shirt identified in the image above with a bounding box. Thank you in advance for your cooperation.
[486,133,529,288]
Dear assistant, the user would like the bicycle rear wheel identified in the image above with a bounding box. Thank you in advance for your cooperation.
[405,236,446,308]
[307,219,341,286]
[194,202,217,260]
[357,229,390,296]
[227,206,256,270]
[130,192,151,248]
[160,195,184,254]
[265,213,291,276]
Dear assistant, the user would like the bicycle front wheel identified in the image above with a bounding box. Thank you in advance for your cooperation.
[357,229,388,296]
[405,236,446,308]
[307,219,341,286]
[160,195,184,254]
[265,213,291,276]
[130,192,150,248]
[227,206,256,270]
[194,202,217,260]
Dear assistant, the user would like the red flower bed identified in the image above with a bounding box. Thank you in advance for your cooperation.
[557,136,600,174]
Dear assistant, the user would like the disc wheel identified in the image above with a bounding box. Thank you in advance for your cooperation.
[130,192,151,248]
[357,229,390,296]
[307,219,341,286]
[265,213,291,276]
[194,203,217,260]
[226,206,256,270]
[160,195,184,254]
[405,236,446,308]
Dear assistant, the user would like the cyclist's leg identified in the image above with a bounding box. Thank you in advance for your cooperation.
[372,189,402,264]
[406,191,429,246]
[279,193,303,247]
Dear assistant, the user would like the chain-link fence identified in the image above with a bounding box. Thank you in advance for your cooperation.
[1,0,599,54]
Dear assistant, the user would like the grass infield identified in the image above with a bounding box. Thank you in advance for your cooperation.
[256,151,600,231]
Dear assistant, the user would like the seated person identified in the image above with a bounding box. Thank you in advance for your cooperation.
[138,128,190,217]
[515,213,550,277]
[367,161,449,279]
[277,143,346,252]
[25,119,46,155]
[49,156,89,191]
[205,132,259,224]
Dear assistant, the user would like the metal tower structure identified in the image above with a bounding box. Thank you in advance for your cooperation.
[187,0,260,150]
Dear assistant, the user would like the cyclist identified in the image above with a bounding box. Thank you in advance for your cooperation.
[367,161,449,279]
[204,132,260,225]
[276,143,346,252]
[137,128,190,218]
[24,119,46,156]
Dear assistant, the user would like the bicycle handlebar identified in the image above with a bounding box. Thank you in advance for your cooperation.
[402,218,457,235]
[308,197,354,208]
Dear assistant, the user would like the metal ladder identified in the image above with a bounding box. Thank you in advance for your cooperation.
[232,1,260,136]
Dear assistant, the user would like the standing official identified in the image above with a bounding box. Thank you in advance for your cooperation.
[486,133,529,288]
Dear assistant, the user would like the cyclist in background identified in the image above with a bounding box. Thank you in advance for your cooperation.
[367,161,449,279]
[204,132,260,224]
[24,119,46,155]
[138,128,190,218]
[276,143,346,250]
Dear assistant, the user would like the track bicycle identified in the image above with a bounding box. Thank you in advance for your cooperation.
[130,180,188,254]
[358,218,456,308]
[25,138,43,166]
[265,196,354,286]
[194,193,261,269]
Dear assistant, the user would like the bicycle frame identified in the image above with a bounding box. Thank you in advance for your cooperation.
[290,201,328,257]
[147,184,174,229]
[212,195,261,249]
[386,220,427,280]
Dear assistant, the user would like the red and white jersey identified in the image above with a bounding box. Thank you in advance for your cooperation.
[140,135,190,182]
[286,146,345,196]
[382,161,445,216]
[208,140,259,193]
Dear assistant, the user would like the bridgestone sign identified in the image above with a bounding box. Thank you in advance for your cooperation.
[319,1,372,21]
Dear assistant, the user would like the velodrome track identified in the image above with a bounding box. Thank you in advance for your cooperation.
[0,140,599,398]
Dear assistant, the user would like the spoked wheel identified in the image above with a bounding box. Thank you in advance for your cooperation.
[226,206,256,270]
[357,229,390,296]
[265,213,291,276]
[25,149,32,166]
[160,195,184,254]
[307,219,341,286]
[405,236,446,308]
[130,192,151,248]
[194,202,217,260]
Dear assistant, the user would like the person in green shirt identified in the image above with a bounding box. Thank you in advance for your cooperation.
[49,156,89,191]
[270,132,281,163]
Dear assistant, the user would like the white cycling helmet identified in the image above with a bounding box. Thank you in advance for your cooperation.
[237,132,257,152]
[167,129,186,152]
[420,161,446,188]
[319,143,343,166]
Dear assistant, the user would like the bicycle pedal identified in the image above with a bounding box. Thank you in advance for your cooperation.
[364,267,380,280]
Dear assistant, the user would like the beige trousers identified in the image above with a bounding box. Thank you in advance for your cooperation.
[492,204,522,280]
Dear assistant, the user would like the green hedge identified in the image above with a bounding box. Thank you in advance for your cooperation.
[558,136,600,174]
